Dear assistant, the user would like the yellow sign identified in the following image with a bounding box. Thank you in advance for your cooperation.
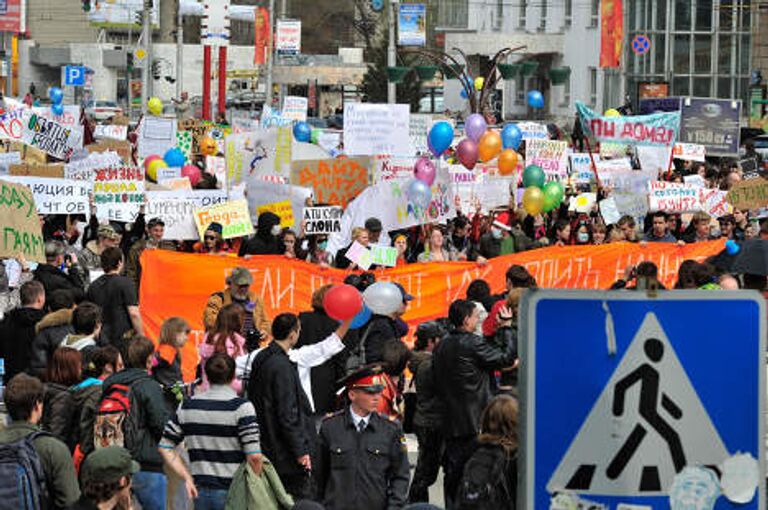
[257,200,294,228]
[134,48,147,63]
[194,199,254,240]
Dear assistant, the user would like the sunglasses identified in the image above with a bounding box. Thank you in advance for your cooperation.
[204,235,216,241]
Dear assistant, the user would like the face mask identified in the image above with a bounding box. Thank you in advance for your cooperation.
[318,240,328,250]
[271,225,281,236]
[577,232,590,243]
[491,228,502,239]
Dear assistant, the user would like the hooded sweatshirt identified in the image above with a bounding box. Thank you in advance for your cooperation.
[239,211,281,255]
[60,333,97,351]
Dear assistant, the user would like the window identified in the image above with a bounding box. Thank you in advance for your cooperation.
[519,0,527,29]
[694,35,711,73]
[674,0,691,31]
[539,0,547,31]
[590,0,599,27]
[437,0,469,29]
[516,75,524,104]
[694,0,712,31]
[589,67,597,106]
[674,34,691,73]
[494,0,503,31]
[564,0,572,28]
[560,75,571,106]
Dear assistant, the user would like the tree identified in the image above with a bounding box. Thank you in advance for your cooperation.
[360,33,423,112]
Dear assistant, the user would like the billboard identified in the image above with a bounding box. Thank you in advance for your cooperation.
[88,0,159,27]
[276,19,301,56]
[398,3,426,46]
[0,0,24,34]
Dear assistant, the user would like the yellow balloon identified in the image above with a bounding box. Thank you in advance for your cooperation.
[148,97,163,116]
[522,186,544,215]
[604,108,621,117]
[147,159,167,182]
[474,77,485,91]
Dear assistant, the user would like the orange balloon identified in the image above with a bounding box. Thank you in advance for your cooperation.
[200,137,218,156]
[498,149,518,175]
[478,130,502,162]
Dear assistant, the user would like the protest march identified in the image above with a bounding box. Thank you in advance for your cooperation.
[1,9,768,510]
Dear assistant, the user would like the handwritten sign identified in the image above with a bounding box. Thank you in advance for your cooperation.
[87,139,132,164]
[570,153,599,184]
[281,96,308,122]
[145,194,198,240]
[518,122,548,140]
[344,103,410,156]
[409,114,430,156]
[526,139,568,180]
[699,188,731,218]
[595,158,648,192]
[194,199,254,239]
[344,240,372,270]
[22,112,82,160]
[291,157,370,207]
[371,246,398,267]
[372,156,416,182]
[0,179,45,262]
[0,109,26,142]
[673,142,706,162]
[93,166,146,221]
[726,178,768,210]
[599,196,621,225]
[94,124,128,141]
[613,191,649,220]
[257,200,295,228]
[3,176,89,216]
[138,116,177,159]
[246,179,312,226]
[65,151,122,182]
[576,101,681,147]
[303,206,342,234]
[648,181,702,213]
[158,176,192,191]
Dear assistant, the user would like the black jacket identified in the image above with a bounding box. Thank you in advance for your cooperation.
[316,409,410,510]
[364,315,402,364]
[29,308,74,378]
[33,264,86,303]
[248,341,315,477]
[101,368,170,472]
[297,309,347,414]
[0,306,46,380]
[410,353,444,429]
[239,211,282,255]
[42,382,77,452]
[432,327,517,438]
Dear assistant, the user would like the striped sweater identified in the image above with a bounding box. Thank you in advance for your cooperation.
[159,385,261,490]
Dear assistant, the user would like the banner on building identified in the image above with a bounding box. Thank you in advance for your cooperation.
[599,0,623,68]
[0,0,25,33]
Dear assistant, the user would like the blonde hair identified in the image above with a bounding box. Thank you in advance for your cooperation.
[159,317,189,348]
[351,227,366,241]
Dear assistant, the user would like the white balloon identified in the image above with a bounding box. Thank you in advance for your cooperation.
[363,282,402,315]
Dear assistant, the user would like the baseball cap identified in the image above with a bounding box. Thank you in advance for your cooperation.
[228,267,253,286]
[393,282,414,302]
[147,217,165,229]
[365,217,383,233]
[97,224,120,240]
[342,364,386,393]
[80,446,139,485]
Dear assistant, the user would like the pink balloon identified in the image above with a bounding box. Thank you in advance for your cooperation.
[457,139,479,170]
[181,164,202,186]
[414,157,436,186]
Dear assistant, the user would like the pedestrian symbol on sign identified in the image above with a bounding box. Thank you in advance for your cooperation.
[547,313,728,496]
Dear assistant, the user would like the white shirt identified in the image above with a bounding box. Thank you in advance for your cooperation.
[350,406,371,431]
[235,332,344,413]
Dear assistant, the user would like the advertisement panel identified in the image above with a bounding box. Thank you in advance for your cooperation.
[0,0,24,33]
[276,19,301,56]
[398,4,426,46]
[88,0,159,27]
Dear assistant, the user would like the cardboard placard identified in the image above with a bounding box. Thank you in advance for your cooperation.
[291,157,370,207]
[726,178,768,210]
[9,164,64,178]
[93,166,146,221]
[0,179,45,262]
[94,124,128,141]
[195,199,254,239]
[303,206,343,234]
[22,112,82,160]
[87,139,132,164]
[256,200,295,228]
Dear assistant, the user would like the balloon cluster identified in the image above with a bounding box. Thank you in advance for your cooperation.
[322,282,406,328]
[148,97,163,116]
[49,87,64,116]
[143,149,202,185]
[403,121,454,209]
[453,115,520,176]
[521,165,564,215]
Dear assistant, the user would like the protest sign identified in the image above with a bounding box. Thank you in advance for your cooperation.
[282,96,308,122]
[525,139,569,180]
[9,164,64,178]
[87,139,132,163]
[699,188,731,218]
[291,157,370,207]
[138,116,177,159]
[344,103,410,156]
[3,176,89,216]
[94,124,128,141]
[409,114,430,156]
[371,246,398,267]
[195,199,254,239]
[576,101,681,147]
[372,156,416,183]
[345,241,372,270]
[303,206,342,234]
[683,174,706,188]
[673,142,706,162]
[599,142,629,158]
[0,109,26,141]
[145,194,198,240]
[571,193,597,213]
[518,122,548,140]
[65,151,121,182]
[246,178,312,226]
[93,166,146,221]
[648,181,702,213]
[595,158,648,192]
[22,112,82,160]
[158,176,192,191]
[156,167,182,181]
[0,152,21,175]
[613,191,649,220]
[226,129,290,187]
[317,131,341,155]
[599,197,621,225]
[31,106,84,147]
[726,178,768,210]
[260,105,293,129]
[257,200,295,228]
[147,189,229,210]
[570,153,599,184]
[0,179,45,262]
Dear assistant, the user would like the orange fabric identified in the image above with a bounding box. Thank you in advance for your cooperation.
[139,240,724,381]
[157,344,177,365]
[600,0,623,68]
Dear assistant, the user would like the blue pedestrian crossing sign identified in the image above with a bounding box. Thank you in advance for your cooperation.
[64,65,86,86]
[520,290,765,509]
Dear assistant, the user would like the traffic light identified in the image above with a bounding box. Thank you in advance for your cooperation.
[151,61,161,80]
[82,0,91,12]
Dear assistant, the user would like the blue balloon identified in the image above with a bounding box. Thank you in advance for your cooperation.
[527,90,544,109]
[163,147,186,168]
[293,121,311,142]
[725,239,740,255]
[428,121,454,158]
[48,87,63,105]
[51,103,64,116]
[407,178,432,210]
[501,123,522,150]
[350,304,372,329]
[460,88,468,99]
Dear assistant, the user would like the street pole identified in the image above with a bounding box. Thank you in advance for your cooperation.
[278,0,286,109]
[176,0,183,99]
[141,0,152,113]
[387,0,397,104]
[265,0,275,109]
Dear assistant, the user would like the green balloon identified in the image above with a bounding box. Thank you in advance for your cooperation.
[542,194,558,213]
[543,181,564,203]
[311,128,321,144]
[522,165,545,188]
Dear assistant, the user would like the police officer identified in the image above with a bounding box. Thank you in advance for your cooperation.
[315,365,410,510]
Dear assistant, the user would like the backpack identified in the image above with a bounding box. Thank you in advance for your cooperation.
[93,383,140,451]
[456,445,515,510]
[0,431,50,510]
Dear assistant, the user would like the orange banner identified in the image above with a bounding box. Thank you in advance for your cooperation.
[140,241,723,380]
[600,0,623,68]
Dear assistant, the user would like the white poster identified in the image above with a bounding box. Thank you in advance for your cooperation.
[4,176,90,216]
[138,116,177,159]
[245,178,313,226]
[276,19,301,55]
[344,103,411,157]
[94,124,128,141]
[282,96,308,122]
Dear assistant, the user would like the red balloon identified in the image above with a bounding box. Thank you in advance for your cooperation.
[182,164,202,186]
[323,284,363,321]
[143,154,161,170]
